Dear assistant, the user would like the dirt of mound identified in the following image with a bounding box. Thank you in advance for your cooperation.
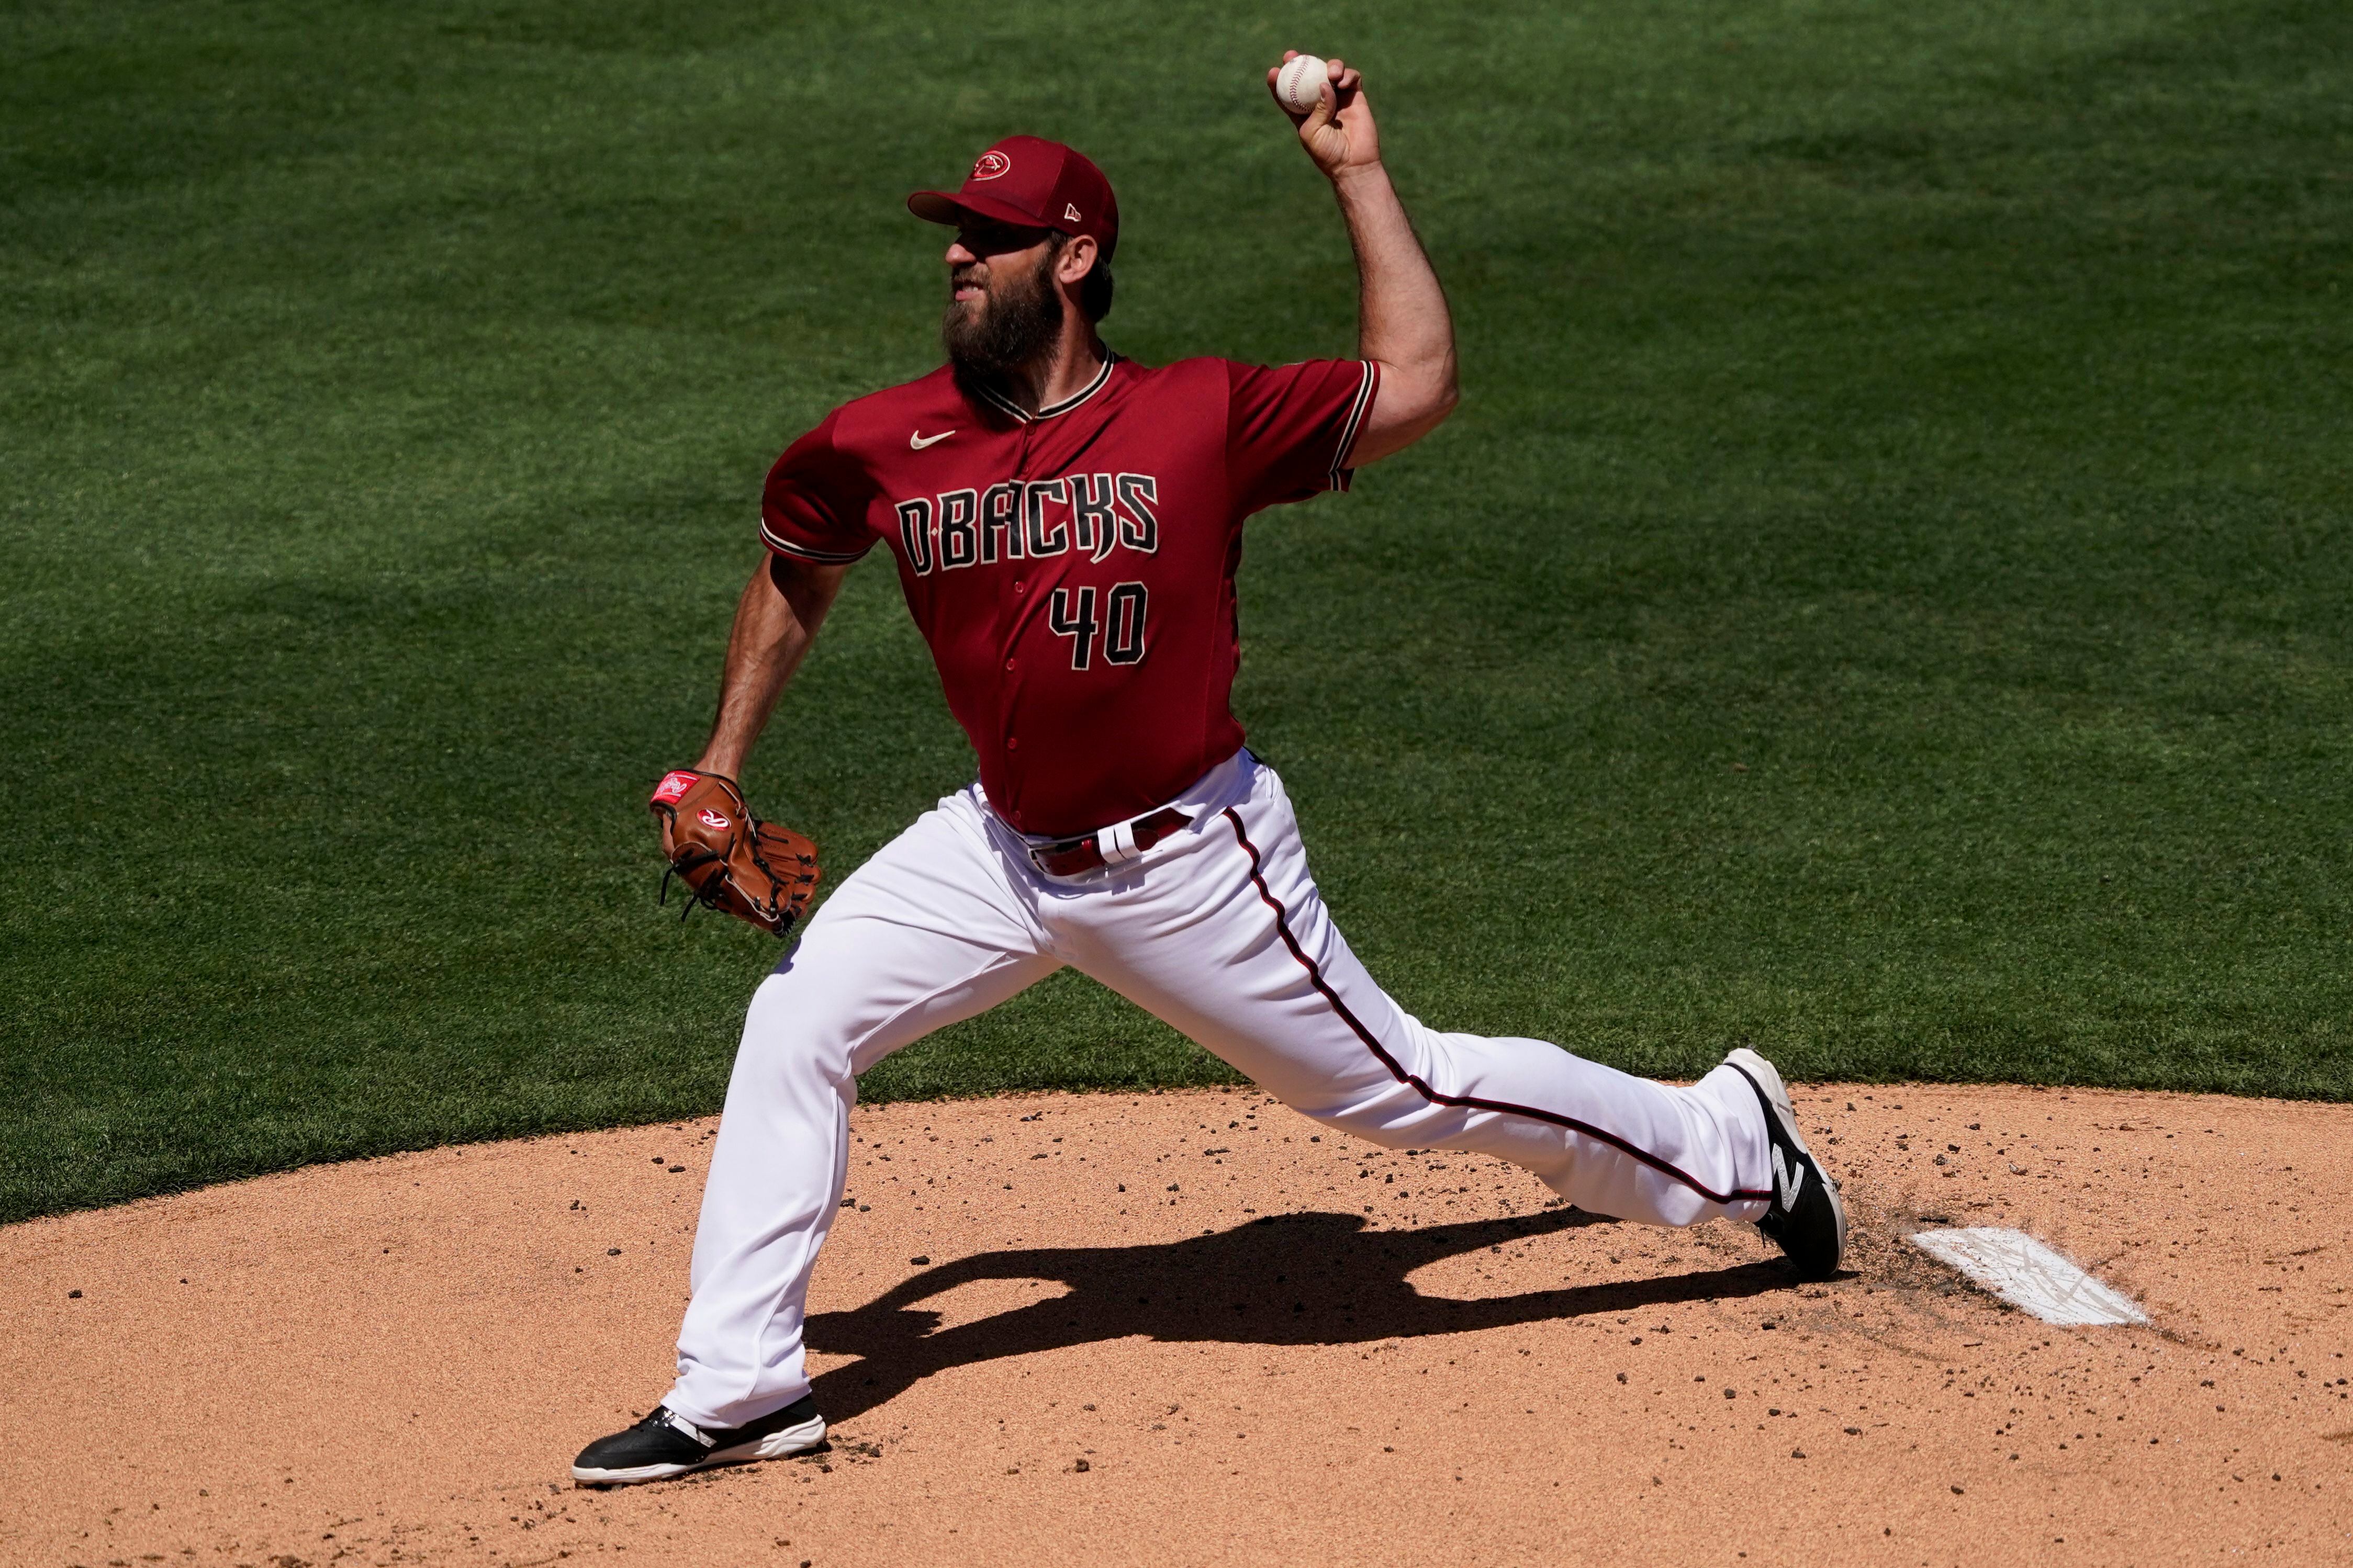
[3,1084,2349,1567]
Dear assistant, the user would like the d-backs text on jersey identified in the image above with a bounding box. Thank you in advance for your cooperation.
[892,472,1159,575]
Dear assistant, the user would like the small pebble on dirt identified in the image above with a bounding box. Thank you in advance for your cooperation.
[910,1256,929,1266]
[607,1248,621,1256]
[68,1290,82,1299]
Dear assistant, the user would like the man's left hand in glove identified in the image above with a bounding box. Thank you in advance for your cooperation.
[648,770,821,937]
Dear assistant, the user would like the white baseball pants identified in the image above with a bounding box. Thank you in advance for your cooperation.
[665,750,1772,1430]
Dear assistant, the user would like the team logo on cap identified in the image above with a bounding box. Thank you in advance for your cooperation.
[970,150,1012,181]
[1064,202,1082,222]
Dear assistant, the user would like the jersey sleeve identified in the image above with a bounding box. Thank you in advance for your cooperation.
[1222,358,1381,515]
[759,409,878,563]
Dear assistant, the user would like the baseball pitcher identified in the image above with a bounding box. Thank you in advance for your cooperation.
[574,54,1845,1486]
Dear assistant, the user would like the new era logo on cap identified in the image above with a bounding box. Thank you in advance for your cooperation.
[908,136,1120,262]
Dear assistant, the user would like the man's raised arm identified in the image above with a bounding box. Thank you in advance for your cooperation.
[1269,52,1460,467]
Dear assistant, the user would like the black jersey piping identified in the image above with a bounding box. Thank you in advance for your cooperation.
[972,351,1120,424]
[759,520,872,564]
[1219,807,1772,1207]
[1329,360,1380,490]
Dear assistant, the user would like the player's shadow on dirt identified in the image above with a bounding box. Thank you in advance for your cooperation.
[804,1206,1798,1425]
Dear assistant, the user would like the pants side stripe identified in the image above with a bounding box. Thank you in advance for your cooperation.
[1221,808,1769,1207]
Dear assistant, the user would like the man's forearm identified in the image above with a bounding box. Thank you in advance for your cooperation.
[1330,163,1458,464]
[1335,164,1453,380]
[1271,55,1457,463]
[694,556,846,777]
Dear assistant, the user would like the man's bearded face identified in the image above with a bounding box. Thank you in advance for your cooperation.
[942,230,1065,379]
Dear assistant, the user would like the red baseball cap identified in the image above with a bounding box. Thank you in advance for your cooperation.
[908,136,1121,263]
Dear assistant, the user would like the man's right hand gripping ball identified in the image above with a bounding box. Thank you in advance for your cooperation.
[648,770,821,937]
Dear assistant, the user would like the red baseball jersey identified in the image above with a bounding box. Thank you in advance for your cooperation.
[759,354,1378,837]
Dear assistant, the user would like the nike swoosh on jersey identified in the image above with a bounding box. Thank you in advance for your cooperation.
[910,428,956,449]
[1773,1145,1807,1209]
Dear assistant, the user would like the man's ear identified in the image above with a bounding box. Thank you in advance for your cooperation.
[1055,233,1099,287]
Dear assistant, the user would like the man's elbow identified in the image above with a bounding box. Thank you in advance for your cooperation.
[1414,351,1460,420]
[764,552,851,620]
[1351,358,1460,466]
[1429,370,1461,424]
[1408,363,1461,438]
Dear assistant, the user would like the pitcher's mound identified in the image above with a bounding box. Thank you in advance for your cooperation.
[4,1084,2347,1565]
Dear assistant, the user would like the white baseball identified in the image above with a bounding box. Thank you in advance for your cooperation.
[1274,54,1330,116]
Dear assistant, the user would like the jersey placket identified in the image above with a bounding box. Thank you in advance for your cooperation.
[995,416,1041,825]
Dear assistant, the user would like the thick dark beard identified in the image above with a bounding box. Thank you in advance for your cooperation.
[942,250,1065,382]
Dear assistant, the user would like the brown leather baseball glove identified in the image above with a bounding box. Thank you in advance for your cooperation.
[648,770,820,938]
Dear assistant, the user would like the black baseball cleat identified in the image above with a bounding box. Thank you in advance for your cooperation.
[1723,1047,1847,1281]
[572,1396,826,1486]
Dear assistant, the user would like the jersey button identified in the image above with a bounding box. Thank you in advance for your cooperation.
[1005,659,1016,671]
[1007,737,1020,751]
[1013,580,1025,593]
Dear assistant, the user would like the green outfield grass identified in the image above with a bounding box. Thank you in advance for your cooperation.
[4,0,2348,1222]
